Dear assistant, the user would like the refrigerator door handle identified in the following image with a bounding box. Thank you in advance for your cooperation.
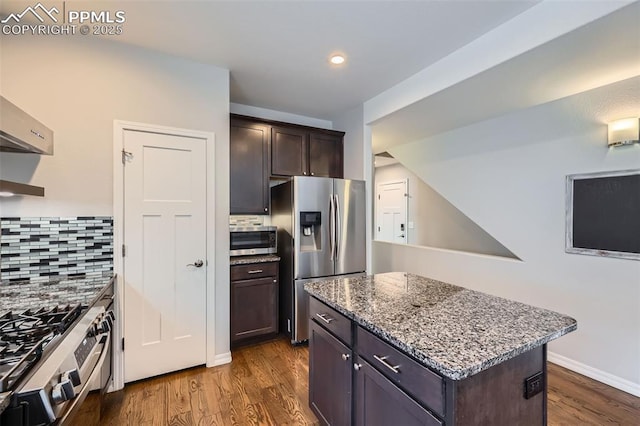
[329,194,335,261]
[334,193,340,261]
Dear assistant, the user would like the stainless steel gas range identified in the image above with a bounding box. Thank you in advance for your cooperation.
[0,278,115,425]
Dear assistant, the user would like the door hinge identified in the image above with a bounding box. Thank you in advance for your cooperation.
[122,149,133,164]
[122,244,126,257]
[122,338,125,351]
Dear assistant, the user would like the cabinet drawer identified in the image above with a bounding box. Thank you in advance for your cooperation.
[231,262,278,281]
[309,297,352,346]
[357,327,444,417]
[355,358,442,426]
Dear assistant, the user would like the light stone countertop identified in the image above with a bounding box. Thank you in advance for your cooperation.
[304,272,577,380]
[0,274,114,316]
[230,254,280,266]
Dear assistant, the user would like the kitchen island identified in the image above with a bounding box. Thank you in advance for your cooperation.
[304,272,577,426]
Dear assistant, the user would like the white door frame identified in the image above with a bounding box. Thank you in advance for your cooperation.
[112,120,216,391]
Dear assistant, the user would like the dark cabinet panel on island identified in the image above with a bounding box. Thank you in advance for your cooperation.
[309,320,353,426]
[309,295,352,345]
[354,358,442,426]
[356,326,444,416]
[230,119,270,214]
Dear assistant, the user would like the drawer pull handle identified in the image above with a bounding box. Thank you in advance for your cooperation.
[247,269,263,274]
[315,313,334,324]
[373,355,400,374]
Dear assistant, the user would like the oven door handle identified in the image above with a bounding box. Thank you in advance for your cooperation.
[58,332,111,424]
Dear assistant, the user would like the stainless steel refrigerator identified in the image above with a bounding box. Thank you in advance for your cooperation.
[271,176,366,343]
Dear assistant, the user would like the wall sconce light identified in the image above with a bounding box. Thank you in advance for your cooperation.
[607,117,639,147]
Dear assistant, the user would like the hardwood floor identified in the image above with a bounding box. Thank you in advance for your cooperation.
[74,338,639,425]
[547,363,640,425]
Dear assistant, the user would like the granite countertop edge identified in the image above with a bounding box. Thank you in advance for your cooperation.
[306,283,577,381]
[230,254,281,265]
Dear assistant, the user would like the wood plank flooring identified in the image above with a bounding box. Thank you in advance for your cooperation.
[73,338,639,425]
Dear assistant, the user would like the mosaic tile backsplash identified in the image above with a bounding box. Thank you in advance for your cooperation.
[0,217,113,283]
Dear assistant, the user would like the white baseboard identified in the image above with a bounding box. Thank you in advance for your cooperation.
[208,351,232,368]
[548,351,640,397]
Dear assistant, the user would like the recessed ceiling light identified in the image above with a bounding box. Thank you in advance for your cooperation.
[330,54,345,65]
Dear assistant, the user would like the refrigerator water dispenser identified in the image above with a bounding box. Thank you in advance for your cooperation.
[300,211,321,251]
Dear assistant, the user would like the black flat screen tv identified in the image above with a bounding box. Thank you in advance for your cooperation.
[566,169,640,261]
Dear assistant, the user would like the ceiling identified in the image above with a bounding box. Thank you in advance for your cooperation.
[2,0,636,149]
[0,0,539,120]
[370,1,640,153]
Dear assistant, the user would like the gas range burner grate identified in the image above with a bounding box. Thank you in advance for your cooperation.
[0,304,85,392]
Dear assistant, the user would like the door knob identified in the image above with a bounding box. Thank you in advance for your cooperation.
[187,260,204,267]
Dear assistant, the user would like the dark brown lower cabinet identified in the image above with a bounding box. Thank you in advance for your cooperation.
[230,262,278,346]
[308,295,547,426]
[354,358,442,426]
[309,320,352,426]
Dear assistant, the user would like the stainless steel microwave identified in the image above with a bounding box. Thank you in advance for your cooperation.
[230,226,277,256]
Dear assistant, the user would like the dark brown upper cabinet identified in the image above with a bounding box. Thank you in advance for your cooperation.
[230,119,270,214]
[271,126,344,178]
[309,132,343,178]
[271,126,308,176]
[230,114,344,214]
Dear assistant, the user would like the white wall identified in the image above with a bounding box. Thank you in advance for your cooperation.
[373,78,640,395]
[332,104,365,181]
[0,35,232,362]
[230,103,332,129]
[374,162,516,257]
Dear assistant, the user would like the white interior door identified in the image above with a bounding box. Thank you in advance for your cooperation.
[123,129,207,383]
[376,180,408,244]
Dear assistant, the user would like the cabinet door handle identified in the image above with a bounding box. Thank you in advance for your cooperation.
[373,355,400,374]
[315,313,334,324]
[341,353,350,361]
[247,269,263,274]
[353,363,362,371]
